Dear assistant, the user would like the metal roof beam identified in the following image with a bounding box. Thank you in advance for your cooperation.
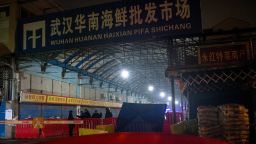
[75,50,101,68]
[98,63,121,76]
[63,49,84,64]
[130,81,145,92]
[47,59,140,94]
[102,66,122,79]
[83,55,109,71]
[93,59,117,74]
[118,73,142,86]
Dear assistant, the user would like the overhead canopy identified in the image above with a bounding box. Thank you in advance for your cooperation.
[16,0,202,101]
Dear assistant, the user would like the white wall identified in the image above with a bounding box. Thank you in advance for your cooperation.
[42,77,52,94]
[84,85,91,99]
[70,84,76,97]
[61,82,69,96]
[52,80,61,95]
[80,85,85,98]
[20,72,140,103]
[31,75,41,93]
[20,73,30,91]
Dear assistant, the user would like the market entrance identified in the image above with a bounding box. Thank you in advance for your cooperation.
[15,0,202,123]
[1,0,256,143]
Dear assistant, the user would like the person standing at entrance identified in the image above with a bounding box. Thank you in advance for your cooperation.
[92,110,100,118]
[105,108,113,118]
[84,109,91,118]
[68,110,74,136]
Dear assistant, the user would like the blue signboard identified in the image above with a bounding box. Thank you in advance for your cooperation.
[16,0,202,54]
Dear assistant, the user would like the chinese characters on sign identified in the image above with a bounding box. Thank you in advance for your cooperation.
[49,0,191,37]
[20,93,47,103]
[47,95,66,104]
[20,92,122,108]
[198,44,250,65]
[18,0,201,53]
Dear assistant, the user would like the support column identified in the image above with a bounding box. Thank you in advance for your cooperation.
[6,0,20,138]
[8,0,18,53]
[77,78,81,98]
[171,77,176,124]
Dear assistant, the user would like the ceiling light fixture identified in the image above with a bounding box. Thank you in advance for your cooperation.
[160,92,165,98]
[121,69,129,79]
[148,85,154,91]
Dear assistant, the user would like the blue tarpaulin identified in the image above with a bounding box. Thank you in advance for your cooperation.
[116,103,166,132]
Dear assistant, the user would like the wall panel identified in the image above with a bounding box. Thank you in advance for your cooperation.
[20,73,30,91]
[31,75,41,93]
[42,77,52,94]
[61,82,69,96]
[80,86,85,99]
[52,80,61,95]
[69,84,76,97]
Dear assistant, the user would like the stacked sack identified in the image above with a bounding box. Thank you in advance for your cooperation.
[197,106,223,139]
[219,104,249,144]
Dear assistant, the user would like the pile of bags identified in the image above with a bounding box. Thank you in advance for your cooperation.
[197,106,223,139]
[197,104,249,144]
[219,104,249,144]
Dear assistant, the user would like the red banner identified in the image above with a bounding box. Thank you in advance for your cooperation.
[198,43,250,65]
